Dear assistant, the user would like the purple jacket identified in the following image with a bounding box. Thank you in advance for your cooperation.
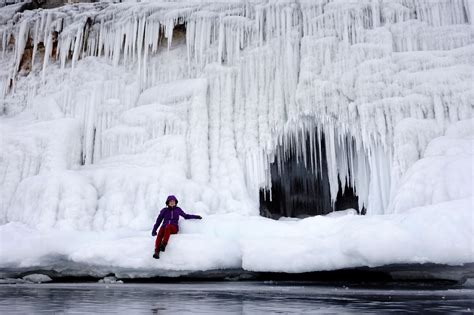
[152,206,201,233]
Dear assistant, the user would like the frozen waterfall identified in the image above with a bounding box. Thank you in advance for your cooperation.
[0,0,473,229]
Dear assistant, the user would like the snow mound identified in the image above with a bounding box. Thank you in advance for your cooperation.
[0,196,471,276]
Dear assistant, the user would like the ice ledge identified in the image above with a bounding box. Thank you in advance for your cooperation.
[1,263,473,284]
[1,197,472,282]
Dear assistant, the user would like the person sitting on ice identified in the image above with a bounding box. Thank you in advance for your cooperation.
[151,195,202,259]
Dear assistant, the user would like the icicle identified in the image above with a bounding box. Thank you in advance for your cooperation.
[165,18,174,50]
[31,18,40,69]
[14,19,29,73]
[71,26,83,69]
[41,32,52,84]
[97,19,104,57]
[136,16,146,88]
[1,30,7,57]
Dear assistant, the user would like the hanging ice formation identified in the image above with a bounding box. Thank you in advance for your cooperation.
[0,0,473,227]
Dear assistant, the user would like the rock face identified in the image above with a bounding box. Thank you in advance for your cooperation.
[1,1,99,10]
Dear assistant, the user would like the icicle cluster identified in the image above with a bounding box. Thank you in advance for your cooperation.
[0,0,473,229]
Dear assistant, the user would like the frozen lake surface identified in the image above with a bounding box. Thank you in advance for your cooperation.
[0,282,473,314]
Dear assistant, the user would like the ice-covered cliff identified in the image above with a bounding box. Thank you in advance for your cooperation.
[0,0,473,276]
[1,0,472,227]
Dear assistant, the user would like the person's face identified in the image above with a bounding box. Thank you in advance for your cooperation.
[168,200,176,207]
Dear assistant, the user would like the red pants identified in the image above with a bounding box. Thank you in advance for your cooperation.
[155,224,178,249]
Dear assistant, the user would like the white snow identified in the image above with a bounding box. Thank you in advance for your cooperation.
[0,0,473,275]
[0,196,471,275]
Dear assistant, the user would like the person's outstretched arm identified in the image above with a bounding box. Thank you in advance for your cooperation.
[151,209,165,236]
[177,208,202,220]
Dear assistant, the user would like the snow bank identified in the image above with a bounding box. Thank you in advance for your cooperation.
[0,197,471,276]
[241,197,473,272]
[0,221,242,275]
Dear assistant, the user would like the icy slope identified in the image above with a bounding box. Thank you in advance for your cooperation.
[1,120,472,275]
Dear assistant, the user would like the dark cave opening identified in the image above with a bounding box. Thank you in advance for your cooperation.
[158,22,187,49]
[259,128,361,219]
[334,176,363,215]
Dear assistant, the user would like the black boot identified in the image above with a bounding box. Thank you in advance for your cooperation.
[153,249,160,259]
[160,243,166,252]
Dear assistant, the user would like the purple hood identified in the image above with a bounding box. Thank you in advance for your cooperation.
[165,195,178,205]
[151,197,200,233]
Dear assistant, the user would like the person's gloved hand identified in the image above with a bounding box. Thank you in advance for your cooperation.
[196,215,202,220]
[152,231,157,236]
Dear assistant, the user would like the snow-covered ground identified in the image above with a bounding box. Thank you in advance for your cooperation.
[1,197,471,277]
[0,0,473,277]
